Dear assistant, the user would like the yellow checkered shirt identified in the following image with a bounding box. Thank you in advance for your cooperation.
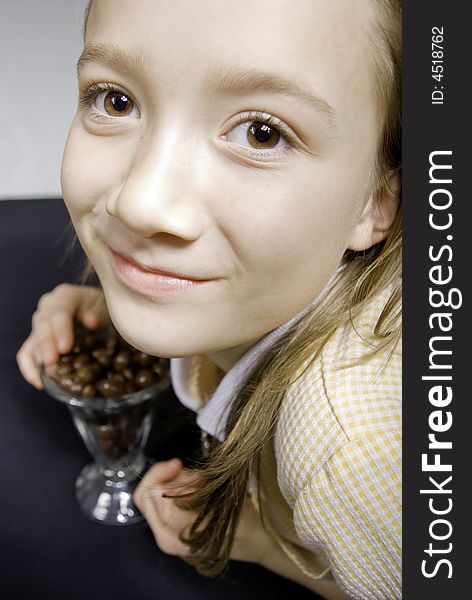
[257,284,401,599]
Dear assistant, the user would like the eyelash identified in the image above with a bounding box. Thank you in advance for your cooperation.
[79,82,299,158]
[225,111,298,159]
[79,81,135,121]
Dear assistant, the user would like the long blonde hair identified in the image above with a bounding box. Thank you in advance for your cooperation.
[82,0,402,576]
[177,0,402,576]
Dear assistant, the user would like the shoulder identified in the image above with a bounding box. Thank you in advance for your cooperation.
[294,431,402,600]
[320,281,402,439]
[275,281,402,502]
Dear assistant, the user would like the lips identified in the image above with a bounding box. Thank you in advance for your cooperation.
[108,247,215,297]
[110,248,211,282]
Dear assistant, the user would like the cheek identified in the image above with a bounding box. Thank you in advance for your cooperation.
[61,122,125,217]
[221,167,362,278]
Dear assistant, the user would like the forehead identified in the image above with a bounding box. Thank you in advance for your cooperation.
[86,0,378,137]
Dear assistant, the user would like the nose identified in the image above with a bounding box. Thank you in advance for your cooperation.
[106,130,206,241]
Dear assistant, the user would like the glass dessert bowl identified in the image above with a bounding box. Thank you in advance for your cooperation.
[39,325,170,526]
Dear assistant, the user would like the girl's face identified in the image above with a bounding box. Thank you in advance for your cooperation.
[62,0,386,364]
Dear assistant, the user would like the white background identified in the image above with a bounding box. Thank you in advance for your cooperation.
[0,0,89,200]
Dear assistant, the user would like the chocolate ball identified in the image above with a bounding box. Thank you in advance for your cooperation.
[72,353,91,370]
[135,369,157,389]
[134,352,154,367]
[74,364,101,384]
[113,351,130,372]
[96,379,126,398]
[58,354,74,365]
[122,367,134,382]
[82,384,96,398]
[53,321,168,398]
[92,348,113,368]
[56,363,72,377]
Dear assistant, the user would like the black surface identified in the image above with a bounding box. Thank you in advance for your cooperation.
[0,199,317,599]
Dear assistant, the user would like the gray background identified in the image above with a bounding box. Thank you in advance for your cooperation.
[0,0,89,199]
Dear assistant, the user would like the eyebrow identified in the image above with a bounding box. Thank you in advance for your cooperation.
[205,67,337,129]
[77,42,145,75]
[77,43,337,129]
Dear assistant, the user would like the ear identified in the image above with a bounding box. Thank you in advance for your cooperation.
[346,171,401,251]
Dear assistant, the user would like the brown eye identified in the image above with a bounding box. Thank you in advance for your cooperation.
[247,121,280,149]
[103,91,135,117]
[223,114,293,158]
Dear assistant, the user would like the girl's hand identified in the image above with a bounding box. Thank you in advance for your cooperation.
[135,462,349,599]
[133,459,276,564]
[133,459,202,557]
[16,284,109,389]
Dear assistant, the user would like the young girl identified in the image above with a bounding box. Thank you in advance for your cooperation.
[17,0,402,598]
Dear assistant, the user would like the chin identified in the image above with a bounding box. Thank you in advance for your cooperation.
[104,302,197,359]
[99,276,233,360]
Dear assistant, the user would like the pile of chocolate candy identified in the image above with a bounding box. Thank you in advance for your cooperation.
[53,324,168,398]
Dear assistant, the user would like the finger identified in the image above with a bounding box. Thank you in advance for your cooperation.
[134,459,183,507]
[148,465,202,511]
[136,492,185,556]
[77,288,110,329]
[38,284,80,313]
[133,465,193,557]
[169,469,203,495]
[80,309,101,330]
[49,308,76,354]
[36,286,109,345]
[140,459,183,491]
[16,338,43,389]
[43,285,103,329]
[31,316,61,366]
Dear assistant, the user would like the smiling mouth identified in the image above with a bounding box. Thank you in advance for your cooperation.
[108,248,215,297]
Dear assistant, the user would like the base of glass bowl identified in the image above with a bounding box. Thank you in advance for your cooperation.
[75,460,151,525]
